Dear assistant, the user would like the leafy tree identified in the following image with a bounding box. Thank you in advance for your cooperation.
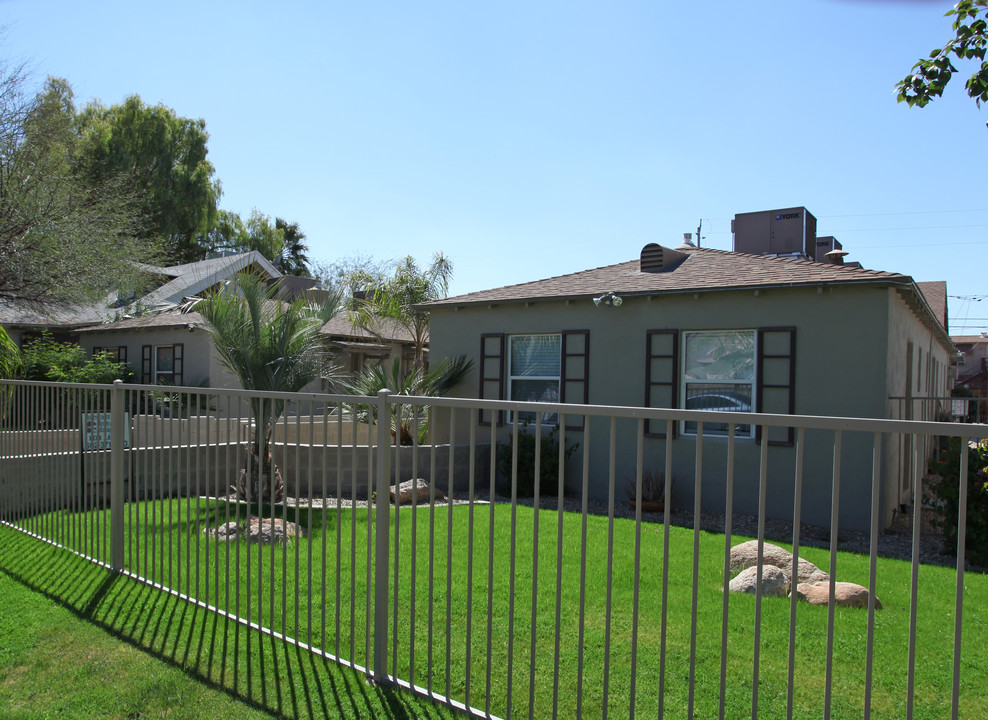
[202,209,309,273]
[353,253,453,372]
[311,254,394,307]
[342,354,473,444]
[275,218,311,277]
[195,273,342,502]
[75,95,220,263]
[896,0,988,108]
[0,68,161,308]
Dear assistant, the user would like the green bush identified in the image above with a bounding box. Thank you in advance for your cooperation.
[927,437,988,569]
[495,420,579,498]
[21,332,131,384]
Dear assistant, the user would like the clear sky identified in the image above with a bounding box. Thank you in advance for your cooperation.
[2,0,986,333]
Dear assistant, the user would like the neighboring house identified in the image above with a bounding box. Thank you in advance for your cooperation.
[423,241,952,532]
[952,334,988,392]
[0,251,417,391]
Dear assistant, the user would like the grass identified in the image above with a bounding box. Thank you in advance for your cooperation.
[0,526,456,720]
[5,497,988,719]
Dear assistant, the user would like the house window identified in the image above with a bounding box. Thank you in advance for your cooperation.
[93,346,128,363]
[508,334,561,424]
[682,330,755,437]
[142,344,184,386]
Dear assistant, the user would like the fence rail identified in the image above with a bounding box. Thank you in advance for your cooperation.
[1,378,987,719]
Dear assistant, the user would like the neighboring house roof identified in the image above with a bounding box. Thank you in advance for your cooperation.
[320,314,415,344]
[76,307,416,346]
[423,246,913,307]
[0,251,281,330]
[951,335,988,345]
[136,252,282,313]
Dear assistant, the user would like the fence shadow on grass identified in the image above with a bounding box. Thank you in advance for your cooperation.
[0,526,451,720]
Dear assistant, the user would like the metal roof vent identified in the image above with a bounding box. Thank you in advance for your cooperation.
[640,243,689,273]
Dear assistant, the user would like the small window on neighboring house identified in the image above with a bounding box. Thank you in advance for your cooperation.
[508,334,561,424]
[94,346,127,363]
[682,330,755,437]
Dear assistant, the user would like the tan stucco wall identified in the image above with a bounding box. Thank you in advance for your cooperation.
[882,287,953,520]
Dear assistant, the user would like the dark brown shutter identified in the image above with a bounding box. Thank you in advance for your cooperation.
[141,345,152,384]
[93,346,103,357]
[479,333,505,427]
[644,329,679,438]
[560,329,589,430]
[118,346,128,364]
[756,326,796,446]
[173,343,184,386]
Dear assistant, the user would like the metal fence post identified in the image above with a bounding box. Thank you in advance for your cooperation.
[374,389,393,683]
[110,379,125,570]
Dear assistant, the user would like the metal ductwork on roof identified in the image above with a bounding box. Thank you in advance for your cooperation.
[640,243,689,273]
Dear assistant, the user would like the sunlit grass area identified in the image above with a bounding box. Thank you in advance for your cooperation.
[6,498,987,718]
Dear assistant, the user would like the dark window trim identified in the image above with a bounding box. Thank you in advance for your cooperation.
[756,326,796,447]
[560,329,589,431]
[644,329,679,438]
[479,333,505,427]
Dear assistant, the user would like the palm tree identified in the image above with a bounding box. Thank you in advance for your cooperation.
[353,253,452,373]
[0,326,20,380]
[342,355,472,445]
[195,273,341,502]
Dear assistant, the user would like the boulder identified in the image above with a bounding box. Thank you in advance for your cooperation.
[728,565,789,597]
[204,521,242,541]
[795,581,882,610]
[730,540,793,575]
[730,540,829,585]
[246,517,303,544]
[390,479,444,505]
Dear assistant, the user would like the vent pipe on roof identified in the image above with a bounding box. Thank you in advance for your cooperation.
[640,243,689,273]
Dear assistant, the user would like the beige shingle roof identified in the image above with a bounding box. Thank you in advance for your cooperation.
[77,307,416,345]
[916,281,947,331]
[425,246,912,307]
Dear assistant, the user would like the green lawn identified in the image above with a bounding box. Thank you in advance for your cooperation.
[0,526,455,720]
[5,498,988,719]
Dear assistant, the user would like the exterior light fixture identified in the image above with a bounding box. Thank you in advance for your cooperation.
[593,291,623,307]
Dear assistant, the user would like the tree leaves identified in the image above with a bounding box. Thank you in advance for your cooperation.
[896,0,988,108]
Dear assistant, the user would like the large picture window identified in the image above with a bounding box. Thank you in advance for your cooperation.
[508,334,561,423]
[682,330,755,437]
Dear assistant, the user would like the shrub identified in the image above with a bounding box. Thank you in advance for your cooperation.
[495,420,579,498]
[624,470,667,506]
[21,332,131,383]
[926,437,988,568]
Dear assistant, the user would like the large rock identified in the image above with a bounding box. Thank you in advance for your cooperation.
[730,540,829,585]
[203,516,303,543]
[795,581,883,610]
[390,479,445,505]
[728,565,790,597]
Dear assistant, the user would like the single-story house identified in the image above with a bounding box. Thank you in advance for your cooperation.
[1,251,418,392]
[423,241,953,532]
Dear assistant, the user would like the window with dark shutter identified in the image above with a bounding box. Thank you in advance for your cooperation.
[479,333,505,427]
[560,330,589,430]
[644,329,679,438]
[756,326,796,446]
[142,345,152,384]
[173,343,184,386]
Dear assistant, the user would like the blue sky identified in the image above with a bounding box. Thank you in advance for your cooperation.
[2,0,986,332]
